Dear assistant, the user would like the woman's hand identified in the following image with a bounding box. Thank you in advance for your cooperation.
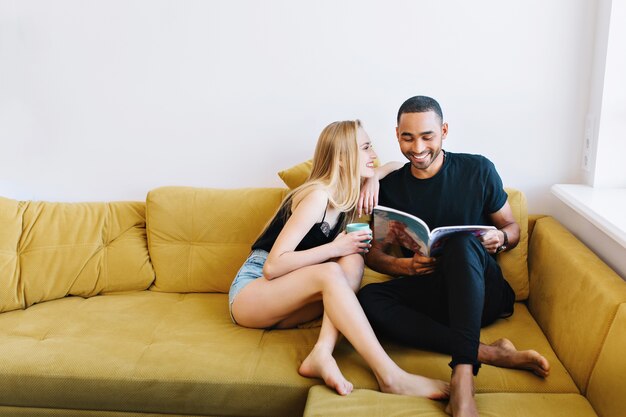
[331,231,372,257]
[358,175,380,216]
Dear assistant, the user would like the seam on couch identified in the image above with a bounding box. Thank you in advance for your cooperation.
[584,302,621,396]
[16,201,28,311]
[186,190,197,292]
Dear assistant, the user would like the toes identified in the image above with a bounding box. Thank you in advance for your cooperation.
[336,380,353,396]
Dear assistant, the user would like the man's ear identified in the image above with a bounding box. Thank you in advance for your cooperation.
[395,126,400,140]
[441,122,449,140]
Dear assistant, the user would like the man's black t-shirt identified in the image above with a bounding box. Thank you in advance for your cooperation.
[378,151,507,232]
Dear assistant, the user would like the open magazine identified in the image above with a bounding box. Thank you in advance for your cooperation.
[372,205,495,257]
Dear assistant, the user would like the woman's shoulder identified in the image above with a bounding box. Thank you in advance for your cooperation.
[292,185,330,212]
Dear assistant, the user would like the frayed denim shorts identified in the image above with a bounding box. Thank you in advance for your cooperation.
[228,249,268,324]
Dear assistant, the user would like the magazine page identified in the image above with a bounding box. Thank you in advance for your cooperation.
[428,225,496,256]
[372,206,431,256]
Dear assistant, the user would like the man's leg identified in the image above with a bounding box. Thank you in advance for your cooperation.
[438,234,492,417]
[357,272,454,354]
[439,234,491,374]
[359,234,549,375]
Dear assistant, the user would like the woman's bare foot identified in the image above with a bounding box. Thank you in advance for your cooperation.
[299,345,353,395]
[445,365,478,417]
[479,338,550,378]
[376,368,450,400]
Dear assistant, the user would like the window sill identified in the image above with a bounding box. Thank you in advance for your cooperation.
[552,184,626,249]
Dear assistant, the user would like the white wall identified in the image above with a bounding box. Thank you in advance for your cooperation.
[593,0,626,188]
[1,0,596,216]
[551,0,626,279]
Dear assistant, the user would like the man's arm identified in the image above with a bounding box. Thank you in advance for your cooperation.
[365,239,436,277]
[479,201,520,254]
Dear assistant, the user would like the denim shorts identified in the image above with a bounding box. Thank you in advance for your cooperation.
[228,249,268,324]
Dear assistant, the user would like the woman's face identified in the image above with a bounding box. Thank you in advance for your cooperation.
[357,127,377,178]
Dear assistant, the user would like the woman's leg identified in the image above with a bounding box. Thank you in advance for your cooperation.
[298,254,365,395]
[231,260,449,398]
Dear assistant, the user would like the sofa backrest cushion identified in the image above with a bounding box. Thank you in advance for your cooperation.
[528,216,626,393]
[146,186,286,293]
[498,188,529,300]
[0,197,155,313]
[586,302,626,417]
[0,197,27,312]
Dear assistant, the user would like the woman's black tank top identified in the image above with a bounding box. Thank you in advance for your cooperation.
[251,201,345,252]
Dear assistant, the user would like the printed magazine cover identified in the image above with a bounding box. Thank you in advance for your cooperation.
[372,205,495,257]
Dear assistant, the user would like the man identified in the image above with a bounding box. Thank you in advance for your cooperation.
[358,96,550,417]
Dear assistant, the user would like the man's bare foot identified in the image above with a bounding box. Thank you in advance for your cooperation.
[479,338,550,378]
[445,365,478,417]
[299,345,353,395]
[376,368,449,400]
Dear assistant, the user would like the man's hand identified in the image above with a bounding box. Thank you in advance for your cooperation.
[479,229,504,254]
[404,254,437,276]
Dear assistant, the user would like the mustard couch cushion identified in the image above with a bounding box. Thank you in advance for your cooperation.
[303,386,597,417]
[146,186,286,293]
[0,197,27,312]
[0,291,319,416]
[528,216,626,394]
[0,406,204,417]
[278,159,313,190]
[0,198,154,313]
[332,302,577,395]
[498,187,529,300]
[0,290,578,416]
[586,303,626,417]
[276,161,530,300]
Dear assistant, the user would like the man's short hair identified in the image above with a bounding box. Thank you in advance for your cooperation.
[397,96,443,124]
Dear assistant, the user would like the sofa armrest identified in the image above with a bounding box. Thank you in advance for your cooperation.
[528,216,626,393]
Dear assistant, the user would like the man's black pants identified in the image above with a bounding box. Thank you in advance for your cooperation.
[358,234,515,375]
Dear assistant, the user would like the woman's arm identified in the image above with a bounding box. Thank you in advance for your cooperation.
[263,189,370,280]
[358,161,404,216]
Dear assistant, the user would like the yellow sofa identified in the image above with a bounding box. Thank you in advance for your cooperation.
[0,185,625,417]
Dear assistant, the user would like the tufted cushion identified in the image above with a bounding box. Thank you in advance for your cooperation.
[0,197,154,313]
[20,201,154,308]
[0,197,27,313]
[146,186,286,293]
[0,291,320,416]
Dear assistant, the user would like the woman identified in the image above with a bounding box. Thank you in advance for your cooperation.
[229,120,448,398]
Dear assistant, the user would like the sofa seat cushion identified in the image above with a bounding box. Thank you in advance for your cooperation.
[0,291,321,416]
[0,405,207,416]
[0,295,578,416]
[303,386,598,417]
[333,303,578,395]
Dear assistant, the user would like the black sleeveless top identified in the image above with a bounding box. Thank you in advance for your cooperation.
[251,201,345,252]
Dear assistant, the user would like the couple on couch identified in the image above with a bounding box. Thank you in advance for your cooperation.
[227,95,550,417]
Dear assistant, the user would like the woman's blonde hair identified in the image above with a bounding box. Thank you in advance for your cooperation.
[285,120,363,227]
